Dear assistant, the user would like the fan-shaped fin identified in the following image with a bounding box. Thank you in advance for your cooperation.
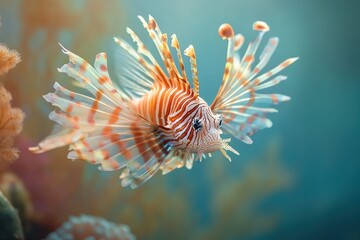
[30,47,174,188]
[211,21,298,143]
[114,15,197,100]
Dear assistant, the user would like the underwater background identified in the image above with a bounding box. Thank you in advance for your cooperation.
[0,0,359,239]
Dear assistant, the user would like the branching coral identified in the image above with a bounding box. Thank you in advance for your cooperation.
[0,84,24,162]
[0,137,18,162]
[0,44,20,76]
[0,85,24,136]
[0,42,23,163]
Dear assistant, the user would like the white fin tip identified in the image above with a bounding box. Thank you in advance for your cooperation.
[184,45,195,57]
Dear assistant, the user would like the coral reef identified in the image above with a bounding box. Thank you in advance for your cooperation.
[0,42,23,163]
[46,215,136,240]
[0,0,126,235]
[0,191,24,239]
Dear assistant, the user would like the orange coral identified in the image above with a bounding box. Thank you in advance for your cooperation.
[0,85,24,137]
[0,44,20,76]
[0,43,23,162]
[0,84,24,162]
[0,137,19,163]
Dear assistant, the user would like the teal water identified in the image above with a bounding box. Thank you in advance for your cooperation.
[1,0,359,239]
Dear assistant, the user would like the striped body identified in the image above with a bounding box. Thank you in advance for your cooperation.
[132,85,222,154]
[132,85,193,126]
[30,16,297,188]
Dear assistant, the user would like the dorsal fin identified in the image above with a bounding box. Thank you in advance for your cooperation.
[114,15,199,100]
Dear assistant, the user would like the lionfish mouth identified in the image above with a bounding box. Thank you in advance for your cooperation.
[195,138,239,162]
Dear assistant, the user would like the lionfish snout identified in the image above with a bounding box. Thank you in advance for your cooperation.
[194,133,239,162]
[202,129,223,152]
[197,124,240,161]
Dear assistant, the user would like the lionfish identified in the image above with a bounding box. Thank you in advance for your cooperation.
[30,16,297,188]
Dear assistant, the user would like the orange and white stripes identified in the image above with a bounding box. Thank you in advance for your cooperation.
[30,16,297,189]
[211,20,298,144]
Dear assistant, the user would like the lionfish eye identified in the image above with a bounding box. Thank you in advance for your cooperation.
[218,115,223,128]
[193,118,203,132]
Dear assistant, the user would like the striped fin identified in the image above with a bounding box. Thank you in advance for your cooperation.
[29,124,84,154]
[114,37,157,99]
[121,149,196,188]
[114,15,197,100]
[211,21,298,144]
[160,149,195,175]
[58,44,121,106]
[30,47,174,188]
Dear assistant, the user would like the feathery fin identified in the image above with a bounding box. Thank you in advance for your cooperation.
[211,21,298,143]
[30,45,174,188]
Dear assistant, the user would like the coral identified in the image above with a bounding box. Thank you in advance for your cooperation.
[0,172,34,232]
[46,215,136,240]
[0,85,24,137]
[0,19,23,164]
[0,84,24,162]
[0,3,130,236]
[0,191,24,239]
[49,171,197,240]
[0,44,20,76]
[0,137,18,162]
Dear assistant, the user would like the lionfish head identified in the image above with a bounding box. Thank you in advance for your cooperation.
[170,99,239,161]
[193,105,239,161]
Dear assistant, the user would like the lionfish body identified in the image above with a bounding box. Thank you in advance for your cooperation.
[30,16,297,188]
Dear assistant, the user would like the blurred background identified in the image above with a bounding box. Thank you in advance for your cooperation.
[0,0,359,239]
